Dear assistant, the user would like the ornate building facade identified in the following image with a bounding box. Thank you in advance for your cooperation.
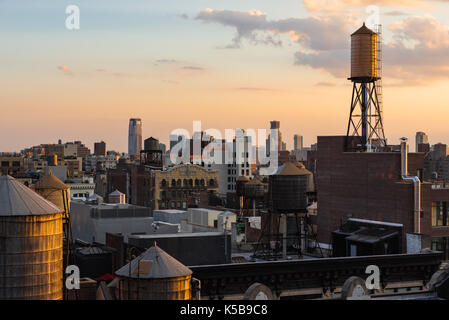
[154,164,219,210]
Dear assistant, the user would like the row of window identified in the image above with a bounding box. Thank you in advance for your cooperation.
[160,190,195,199]
[161,178,215,187]
[1,161,20,167]
[159,201,187,209]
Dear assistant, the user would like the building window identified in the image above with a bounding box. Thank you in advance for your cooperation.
[432,201,449,226]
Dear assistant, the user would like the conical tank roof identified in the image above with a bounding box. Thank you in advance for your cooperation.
[0,175,62,216]
[115,244,192,279]
[351,22,375,36]
[34,170,68,190]
[246,178,263,185]
[109,189,124,196]
[273,161,312,176]
[236,176,250,182]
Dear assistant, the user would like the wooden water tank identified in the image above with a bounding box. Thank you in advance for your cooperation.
[115,244,193,300]
[0,175,63,300]
[351,23,378,80]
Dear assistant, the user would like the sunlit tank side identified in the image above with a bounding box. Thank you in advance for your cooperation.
[0,175,63,300]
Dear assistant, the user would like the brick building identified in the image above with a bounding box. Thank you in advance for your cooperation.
[316,136,449,258]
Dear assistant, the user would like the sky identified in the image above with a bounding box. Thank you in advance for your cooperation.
[1,0,449,153]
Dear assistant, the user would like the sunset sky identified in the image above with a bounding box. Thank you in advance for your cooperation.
[2,0,449,153]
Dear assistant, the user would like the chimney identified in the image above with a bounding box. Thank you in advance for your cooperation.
[400,137,408,176]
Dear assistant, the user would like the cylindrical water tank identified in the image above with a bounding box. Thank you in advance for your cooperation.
[269,162,313,213]
[115,245,193,300]
[0,175,63,300]
[244,178,265,199]
[34,170,70,217]
[144,137,159,151]
[351,23,378,80]
[109,189,126,204]
[236,176,250,197]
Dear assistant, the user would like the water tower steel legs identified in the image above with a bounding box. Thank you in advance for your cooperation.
[345,80,386,151]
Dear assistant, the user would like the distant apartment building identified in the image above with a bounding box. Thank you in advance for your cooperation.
[63,157,83,180]
[23,158,48,172]
[85,153,118,173]
[94,141,107,156]
[209,131,254,197]
[128,118,142,157]
[0,153,23,175]
[416,132,429,153]
[74,141,91,158]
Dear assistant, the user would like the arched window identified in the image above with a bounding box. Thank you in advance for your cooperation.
[195,179,199,186]
[171,179,176,187]
[189,179,193,186]
[209,179,215,186]
[161,179,167,187]
[200,179,205,186]
[183,179,188,187]
[177,179,181,187]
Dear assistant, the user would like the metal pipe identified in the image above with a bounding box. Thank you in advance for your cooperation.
[400,138,421,233]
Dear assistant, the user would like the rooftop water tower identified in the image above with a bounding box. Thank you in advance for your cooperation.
[0,175,63,300]
[114,244,195,300]
[345,23,386,152]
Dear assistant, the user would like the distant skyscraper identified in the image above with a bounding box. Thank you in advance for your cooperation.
[416,132,429,152]
[266,120,283,155]
[128,118,142,157]
[294,134,303,151]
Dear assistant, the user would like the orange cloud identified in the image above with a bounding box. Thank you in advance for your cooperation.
[57,65,72,76]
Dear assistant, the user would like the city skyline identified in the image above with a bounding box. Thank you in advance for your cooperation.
[2,1,449,152]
